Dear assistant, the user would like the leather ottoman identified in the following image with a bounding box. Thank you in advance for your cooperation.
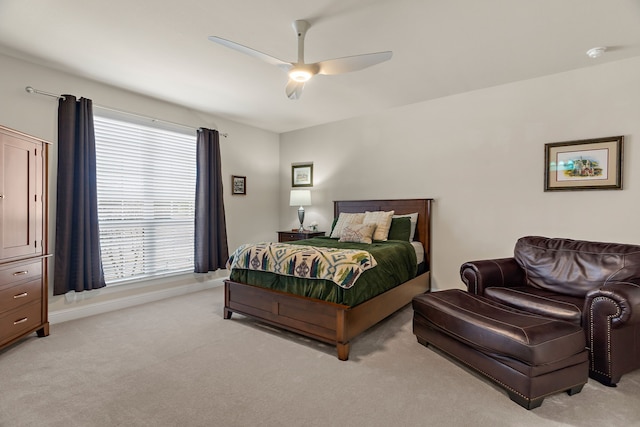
[412,289,588,409]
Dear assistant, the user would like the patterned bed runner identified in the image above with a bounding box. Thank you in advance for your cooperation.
[227,242,377,289]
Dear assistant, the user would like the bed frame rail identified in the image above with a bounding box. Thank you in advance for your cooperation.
[224,271,430,360]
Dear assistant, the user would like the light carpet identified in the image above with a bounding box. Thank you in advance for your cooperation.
[1,286,639,427]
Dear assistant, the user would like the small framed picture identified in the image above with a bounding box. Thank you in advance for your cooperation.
[292,163,313,187]
[544,136,624,191]
[232,175,246,195]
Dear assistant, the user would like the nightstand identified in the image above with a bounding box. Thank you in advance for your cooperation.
[278,230,326,242]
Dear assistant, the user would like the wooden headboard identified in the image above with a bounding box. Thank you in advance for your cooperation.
[333,198,433,267]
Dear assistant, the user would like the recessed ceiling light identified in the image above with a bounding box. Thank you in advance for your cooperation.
[586,47,606,59]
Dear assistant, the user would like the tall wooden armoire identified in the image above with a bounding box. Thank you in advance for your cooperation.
[0,125,50,350]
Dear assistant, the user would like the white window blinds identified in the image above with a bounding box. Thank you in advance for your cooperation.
[94,115,196,284]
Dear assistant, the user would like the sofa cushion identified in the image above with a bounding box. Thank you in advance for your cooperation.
[514,236,640,297]
[484,286,584,324]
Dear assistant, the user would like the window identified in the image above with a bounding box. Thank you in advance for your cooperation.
[94,113,196,284]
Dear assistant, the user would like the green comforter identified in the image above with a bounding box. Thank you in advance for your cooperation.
[228,237,418,306]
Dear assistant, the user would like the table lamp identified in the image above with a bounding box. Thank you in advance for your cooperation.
[289,189,311,232]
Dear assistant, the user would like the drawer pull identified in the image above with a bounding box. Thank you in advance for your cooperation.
[12,270,29,276]
[14,317,28,325]
[14,292,28,299]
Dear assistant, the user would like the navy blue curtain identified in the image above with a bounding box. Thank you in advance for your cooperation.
[194,128,229,272]
[53,95,106,295]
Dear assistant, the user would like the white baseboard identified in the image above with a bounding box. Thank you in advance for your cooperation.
[49,277,226,324]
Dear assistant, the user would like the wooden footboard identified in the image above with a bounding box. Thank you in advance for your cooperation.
[224,271,430,360]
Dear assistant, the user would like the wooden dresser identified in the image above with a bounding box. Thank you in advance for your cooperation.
[0,125,50,350]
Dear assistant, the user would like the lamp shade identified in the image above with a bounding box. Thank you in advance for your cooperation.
[289,189,311,206]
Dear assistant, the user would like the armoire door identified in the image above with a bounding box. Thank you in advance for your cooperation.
[0,130,42,260]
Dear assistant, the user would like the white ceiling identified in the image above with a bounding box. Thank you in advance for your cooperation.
[1,0,640,134]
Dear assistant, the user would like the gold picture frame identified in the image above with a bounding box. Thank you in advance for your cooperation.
[544,136,623,191]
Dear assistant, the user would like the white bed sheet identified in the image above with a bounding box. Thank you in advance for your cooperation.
[412,241,425,265]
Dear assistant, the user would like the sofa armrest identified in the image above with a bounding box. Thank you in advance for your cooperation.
[460,258,527,295]
[585,282,640,327]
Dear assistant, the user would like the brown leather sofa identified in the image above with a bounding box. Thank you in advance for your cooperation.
[460,236,640,386]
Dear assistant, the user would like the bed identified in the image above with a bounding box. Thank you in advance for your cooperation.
[223,198,433,360]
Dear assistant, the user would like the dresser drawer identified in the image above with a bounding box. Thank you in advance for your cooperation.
[0,300,43,345]
[0,260,42,287]
[279,232,300,242]
[0,278,42,313]
[277,231,326,242]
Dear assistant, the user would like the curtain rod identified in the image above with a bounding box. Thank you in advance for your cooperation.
[25,86,228,138]
[25,86,66,100]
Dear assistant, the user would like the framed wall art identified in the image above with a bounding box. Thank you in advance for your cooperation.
[291,163,313,188]
[232,175,246,195]
[544,136,624,191]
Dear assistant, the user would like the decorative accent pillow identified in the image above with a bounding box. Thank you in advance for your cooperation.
[338,223,377,244]
[387,216,412,241]
[364,210,394,241]
[393,212,419,241]
[330,212,365,238]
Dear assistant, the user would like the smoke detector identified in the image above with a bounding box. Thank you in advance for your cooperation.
[586,47,606,59]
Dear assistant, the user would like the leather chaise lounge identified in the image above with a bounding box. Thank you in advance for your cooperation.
[460,236,640,387]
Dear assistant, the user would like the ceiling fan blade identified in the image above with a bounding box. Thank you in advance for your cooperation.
[317,51,392,75]
[285,80,305,100]
[208,36,292,70]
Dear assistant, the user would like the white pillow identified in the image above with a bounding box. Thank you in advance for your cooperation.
[393,212,419,241]
[330,212,365,238]
[363,210,394,241]
[339,223,377,244]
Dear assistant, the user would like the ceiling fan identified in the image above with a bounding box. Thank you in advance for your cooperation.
[208,20,392,100]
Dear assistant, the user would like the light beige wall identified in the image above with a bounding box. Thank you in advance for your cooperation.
[280,57,640,291]
[1,53,280,316]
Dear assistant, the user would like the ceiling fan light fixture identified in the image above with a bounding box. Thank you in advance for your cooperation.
[289,68,313,82]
